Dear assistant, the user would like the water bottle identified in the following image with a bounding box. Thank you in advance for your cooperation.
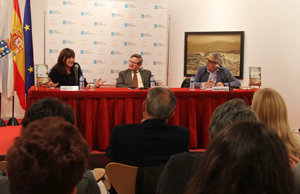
[79,75,85,90]
[190,75,195,91]
[150,75,155,88]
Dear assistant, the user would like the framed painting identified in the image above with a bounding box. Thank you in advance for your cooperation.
[184,31,244,79]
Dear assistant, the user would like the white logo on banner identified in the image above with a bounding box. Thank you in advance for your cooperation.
[46,0,168,85]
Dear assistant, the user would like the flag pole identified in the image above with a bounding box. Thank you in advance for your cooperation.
[44,9,46,65]
[7,95,19,126]
[0,93,6,127]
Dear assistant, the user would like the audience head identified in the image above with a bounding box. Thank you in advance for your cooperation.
[186,121,295,194]
[252,88,300,157]
[208,98,257,139]
[6,117,90,194]
[145,87,177,120]
[22,98,74,127]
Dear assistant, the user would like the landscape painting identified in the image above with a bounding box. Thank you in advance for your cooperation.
[184,31,244,79]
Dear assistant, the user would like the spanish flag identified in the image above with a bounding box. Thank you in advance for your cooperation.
[10,0,26,110]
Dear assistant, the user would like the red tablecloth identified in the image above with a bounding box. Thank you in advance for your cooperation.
[27,86,256,151]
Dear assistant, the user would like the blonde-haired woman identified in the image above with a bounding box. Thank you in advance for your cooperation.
[252,88,300,165]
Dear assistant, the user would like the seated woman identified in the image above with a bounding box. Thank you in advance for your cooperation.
[185,121,295,194]
[251,88,300,164]
[48,48,105,88]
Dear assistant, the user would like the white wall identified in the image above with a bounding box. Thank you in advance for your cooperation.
[166,0,300,131]
[1,0,46,120]
[4,0,300,131]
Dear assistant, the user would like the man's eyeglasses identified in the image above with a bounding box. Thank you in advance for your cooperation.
[129,60,139,65]
[207,59,218,64]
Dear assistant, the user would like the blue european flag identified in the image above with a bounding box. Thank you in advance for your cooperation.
[23,0,34,97]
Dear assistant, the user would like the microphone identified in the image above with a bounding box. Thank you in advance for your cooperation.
[139,66,144,71]
[215,64,232,91]
[74,63,79,86]
[215,64,225,71]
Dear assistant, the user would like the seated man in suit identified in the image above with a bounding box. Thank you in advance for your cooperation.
[156,99,257,194]
[106,87,189,167]
[116,54,152,88]
[195,52,241,89]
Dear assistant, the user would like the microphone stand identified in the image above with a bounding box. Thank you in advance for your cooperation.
[224,70,232,92]
[74,63,82,133]
[74,63,79,86]
[0,93,6,127]
[7,96,19,126]
[218,67,232,92]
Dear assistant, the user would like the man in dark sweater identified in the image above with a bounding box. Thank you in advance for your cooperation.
[106,87,189,167]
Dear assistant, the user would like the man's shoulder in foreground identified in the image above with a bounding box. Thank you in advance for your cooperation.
[77,170,101,194]
[112,120,188,136]
[0,176,9,194]
[156,151,205,194]
[113,122,142,132]
[167,151,204,167]
[114,119,187,128]
[294,162,300,193]
[141,119,188,133]
[107,120,189,166]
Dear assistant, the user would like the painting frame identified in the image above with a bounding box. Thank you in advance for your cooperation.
[184,31,245,79]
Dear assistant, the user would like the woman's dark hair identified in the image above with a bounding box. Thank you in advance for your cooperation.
[7,117,90,194]
[22,98,74,127]
[185,121,295,194]
[53,48,75,75]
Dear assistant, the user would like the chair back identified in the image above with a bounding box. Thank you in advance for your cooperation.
[0,160,7,176]
[105,162,137,194]
[135,164,165,194]
[181,78,190,88]
[0,161,7,173]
